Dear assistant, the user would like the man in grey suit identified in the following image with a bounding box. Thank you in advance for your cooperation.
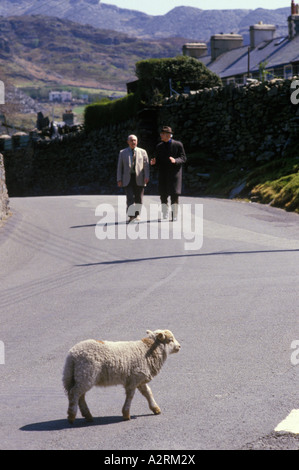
[117,135,149,222]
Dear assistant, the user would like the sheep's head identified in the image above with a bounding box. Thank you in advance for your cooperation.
[146,329,181,353]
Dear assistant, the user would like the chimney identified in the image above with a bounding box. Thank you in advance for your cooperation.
[289,1,299,39]
[182,43,208,59]
[210,33,243,61]
[291,0,297,14]
[250,22,276,48]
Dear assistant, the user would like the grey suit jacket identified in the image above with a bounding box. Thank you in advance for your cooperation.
[117,146,149,187]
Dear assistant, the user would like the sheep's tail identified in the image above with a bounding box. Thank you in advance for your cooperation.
[62,354,75,393]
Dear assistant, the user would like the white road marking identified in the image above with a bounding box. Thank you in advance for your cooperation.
[275,410,299,434]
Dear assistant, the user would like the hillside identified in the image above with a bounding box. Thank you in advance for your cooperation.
[0,2,292,92]
[0,0,290,41]
[0,15,190,91]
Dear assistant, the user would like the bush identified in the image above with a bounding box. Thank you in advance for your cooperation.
[84,93,140,131]
[135,56,222,104]
[83,56,222,130]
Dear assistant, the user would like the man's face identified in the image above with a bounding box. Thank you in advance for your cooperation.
[160,132,171,142]
[128,136,138,149]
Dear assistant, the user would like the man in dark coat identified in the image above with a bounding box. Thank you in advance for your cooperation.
[151,126,187,220]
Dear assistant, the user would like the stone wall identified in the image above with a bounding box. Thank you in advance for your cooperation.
[0,152,9,222]
[3,118,140,197]
[2,79,299,198]
[158,79,299,161]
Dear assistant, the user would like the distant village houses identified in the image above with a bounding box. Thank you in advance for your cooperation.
[49,91,72,102]
[183,0,299,85]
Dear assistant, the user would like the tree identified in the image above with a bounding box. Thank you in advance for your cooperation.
[84,56,222,130]
[135,56,222,104]
[259,60,269,82]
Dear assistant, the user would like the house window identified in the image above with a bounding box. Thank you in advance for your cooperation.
[235,76,244,85]
[284,65,293,79]
[252,71,260,80]
[265,69,274,80]
[273,67,284,79]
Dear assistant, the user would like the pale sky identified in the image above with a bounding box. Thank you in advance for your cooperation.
[102,1,290,16]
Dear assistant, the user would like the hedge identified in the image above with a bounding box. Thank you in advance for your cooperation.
[84,57,222,131]
[135,56,222,103]
[84,93,141,132]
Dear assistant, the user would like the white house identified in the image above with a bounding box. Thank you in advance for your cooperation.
[49,91,72,102]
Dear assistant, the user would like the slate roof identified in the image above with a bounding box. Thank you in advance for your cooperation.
[200,34,299,79]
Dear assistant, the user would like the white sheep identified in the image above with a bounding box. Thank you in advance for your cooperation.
[62,329,180,423]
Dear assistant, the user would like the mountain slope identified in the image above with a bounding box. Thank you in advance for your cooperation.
[0,1,290,41]
[0,15,190,90]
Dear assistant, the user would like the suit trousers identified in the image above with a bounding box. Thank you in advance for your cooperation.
[124,174,144,216]
[160,193,179,206]
[160,194,179,220]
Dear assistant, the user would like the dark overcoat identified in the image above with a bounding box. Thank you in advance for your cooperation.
[155,139,187,195]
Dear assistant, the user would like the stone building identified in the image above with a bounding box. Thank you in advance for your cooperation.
[49,91,72,102]
[183,1,299,85]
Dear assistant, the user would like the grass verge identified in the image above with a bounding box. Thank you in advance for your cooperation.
[186,151,299,214]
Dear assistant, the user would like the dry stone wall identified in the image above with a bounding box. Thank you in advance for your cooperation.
[158,79,299,161]
[3,118,139,197]
[1,79,299,198]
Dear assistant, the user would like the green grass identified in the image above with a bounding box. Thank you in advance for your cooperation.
[250,170,299,213]
[185,150,299,213]
[72,105,85,121]
[18,84,125,101]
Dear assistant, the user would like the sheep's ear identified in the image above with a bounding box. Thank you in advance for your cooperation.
[157,332,165,342]
[146,330,154,338]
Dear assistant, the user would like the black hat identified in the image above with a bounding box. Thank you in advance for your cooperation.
[160,126,173,134]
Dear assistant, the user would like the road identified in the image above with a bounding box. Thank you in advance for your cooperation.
[0,195,298,451]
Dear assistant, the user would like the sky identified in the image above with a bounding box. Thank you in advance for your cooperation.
[102,1,290,16]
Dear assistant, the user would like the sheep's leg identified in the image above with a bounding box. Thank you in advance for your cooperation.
[78,393,93,422]
[67,387,79,424]
[67,385,90,424]
[122,386,136,420]
[138,383,161,415]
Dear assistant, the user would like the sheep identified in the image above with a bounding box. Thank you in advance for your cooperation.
[62,329,180,424]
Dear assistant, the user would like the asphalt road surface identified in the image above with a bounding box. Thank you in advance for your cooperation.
[0,195,298,451]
